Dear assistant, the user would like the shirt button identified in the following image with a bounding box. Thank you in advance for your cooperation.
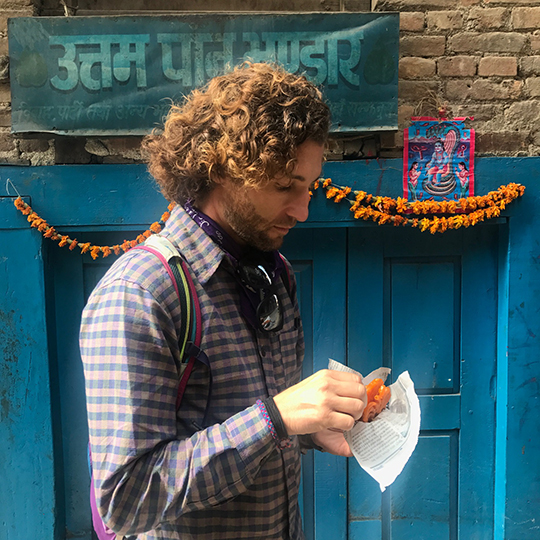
[260,347,267,357]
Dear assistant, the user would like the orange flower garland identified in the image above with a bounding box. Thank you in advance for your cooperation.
[312,179,525,234]
[13,177,527,256]
[13,197,176,259]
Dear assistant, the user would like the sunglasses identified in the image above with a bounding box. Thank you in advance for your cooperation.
[237,261,284,332]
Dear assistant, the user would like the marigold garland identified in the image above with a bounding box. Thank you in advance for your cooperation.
[13,196,176,259]
[311,179,525,234]
[14,178,527,257]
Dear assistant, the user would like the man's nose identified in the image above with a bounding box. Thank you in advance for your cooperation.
[287,189,310,223]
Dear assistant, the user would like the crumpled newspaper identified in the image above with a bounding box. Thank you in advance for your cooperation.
[328,359,421,491]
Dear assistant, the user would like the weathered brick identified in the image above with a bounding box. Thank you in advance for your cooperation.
[399,80,439,101]
[449,32,527,54]
[342,0,372,11]
[0,11,35,34]
[18,138,50,153]
[85,139,109,157]
[398,104,416,125]
[400,35,446,57]
[0,82,10,103]
[532,130,540,146]
[470,79,523,100]
[399,57,436,79]
[379,148,403,159]
[400,12,425,32]
[393,129,404,149]
[58,0,342,11]
[0,129,15,152]
[531,35,540,53]
[505,100,540,127]
[102,137,142,155]
[438,56,477,77]
[525,77,540,98]
[468,7,508,30]
[445,79,473,100]
[511,7,540,30]
[451,103,505,122]
[0,103,11,127]
[0,55,8,82]
[55,137,93,164]
[521,56,540,76]
[478,56,517,77]
[375,0,471,8]
[427,11,463,31]
[0,1,35,9]
[476,131,528,155]
[379,131,396,149]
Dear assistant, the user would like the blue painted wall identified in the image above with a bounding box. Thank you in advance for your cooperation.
[0,157,538,539]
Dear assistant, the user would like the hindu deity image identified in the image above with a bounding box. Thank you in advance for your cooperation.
[403,119,474,201]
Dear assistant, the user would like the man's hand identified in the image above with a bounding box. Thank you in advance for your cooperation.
[273,369,366,436]
[312,429,353,457]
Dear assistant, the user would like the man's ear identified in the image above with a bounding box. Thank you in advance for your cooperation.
[209,171,228,187]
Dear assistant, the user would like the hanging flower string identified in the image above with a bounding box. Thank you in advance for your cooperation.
[13,197,176,259]
[311,179,525,234]
[13,178,527,255]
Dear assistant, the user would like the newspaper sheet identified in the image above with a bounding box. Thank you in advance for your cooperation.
[328,359,421,492]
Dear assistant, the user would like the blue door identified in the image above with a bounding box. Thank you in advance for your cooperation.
[49,223,499,540]
[49,225,350,540]
[283,224,499,540]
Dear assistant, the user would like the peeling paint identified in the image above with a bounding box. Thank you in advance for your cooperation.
[0,308,21,425]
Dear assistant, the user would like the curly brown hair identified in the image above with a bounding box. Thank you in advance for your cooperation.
[142,62,331,206]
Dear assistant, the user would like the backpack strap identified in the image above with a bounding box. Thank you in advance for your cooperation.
[89,236,207,540]
[135,235,207,410]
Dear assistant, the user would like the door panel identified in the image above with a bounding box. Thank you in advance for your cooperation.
[50,227,347,540]
[47,230,143,540]
[347,226,498,540]
[282,227,348,540]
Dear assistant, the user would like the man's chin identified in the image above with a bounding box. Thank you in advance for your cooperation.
[244,234,284,252]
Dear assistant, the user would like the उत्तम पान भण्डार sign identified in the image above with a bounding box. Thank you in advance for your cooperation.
[8,13,399,136]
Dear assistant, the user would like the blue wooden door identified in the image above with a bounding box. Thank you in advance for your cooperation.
[48,226,348,540]
[284,224,499,540]
[44,222,500,540]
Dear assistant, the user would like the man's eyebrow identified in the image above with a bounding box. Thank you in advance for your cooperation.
[292,170,323,182]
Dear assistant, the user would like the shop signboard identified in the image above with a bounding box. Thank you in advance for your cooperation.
[8,13,399,135]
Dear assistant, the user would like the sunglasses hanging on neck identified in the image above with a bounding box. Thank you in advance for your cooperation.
[236,259,284,333]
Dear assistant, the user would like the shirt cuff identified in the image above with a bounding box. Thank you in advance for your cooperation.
[256,398,291,449]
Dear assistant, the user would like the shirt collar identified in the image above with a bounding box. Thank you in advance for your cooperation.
[161,204,225,285]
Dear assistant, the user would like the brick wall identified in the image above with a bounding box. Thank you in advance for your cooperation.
[1,0,539,163]
[376,0,540,156]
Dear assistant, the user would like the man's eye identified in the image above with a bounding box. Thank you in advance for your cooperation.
[276,182,293,191]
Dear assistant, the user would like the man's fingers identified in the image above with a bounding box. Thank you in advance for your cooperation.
[326,411,356,432]
[331,396,366,421]
[326,369,363,385]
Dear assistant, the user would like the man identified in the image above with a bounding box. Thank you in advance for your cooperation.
[80,62,367,540]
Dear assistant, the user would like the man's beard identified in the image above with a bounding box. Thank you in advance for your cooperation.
[223,191,295,252]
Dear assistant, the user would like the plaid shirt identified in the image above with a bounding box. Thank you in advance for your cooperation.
[80,204,307,540]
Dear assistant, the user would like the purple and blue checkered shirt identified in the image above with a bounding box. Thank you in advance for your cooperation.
[80,204,307,539]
